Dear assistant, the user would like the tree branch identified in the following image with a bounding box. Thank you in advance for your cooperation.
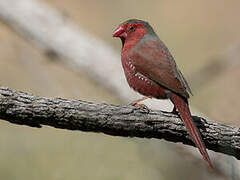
[0,87,239,160]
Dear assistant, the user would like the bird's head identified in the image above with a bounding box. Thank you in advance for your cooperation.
[112,19,155,45]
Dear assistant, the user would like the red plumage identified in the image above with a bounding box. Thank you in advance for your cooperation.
[113,19,213,168]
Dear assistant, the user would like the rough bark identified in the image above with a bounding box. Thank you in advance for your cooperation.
[0,87,239,160]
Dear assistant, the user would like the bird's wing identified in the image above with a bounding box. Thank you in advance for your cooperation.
[129,39,192,98]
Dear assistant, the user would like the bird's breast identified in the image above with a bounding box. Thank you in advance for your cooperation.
[121,55,167,99]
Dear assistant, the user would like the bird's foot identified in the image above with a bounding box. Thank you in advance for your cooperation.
[130,103,150,113]
[129,97,150,113]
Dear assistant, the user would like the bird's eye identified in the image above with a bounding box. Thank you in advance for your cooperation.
[129,26,135,31]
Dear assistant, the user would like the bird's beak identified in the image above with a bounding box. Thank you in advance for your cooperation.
[112,26,127,38]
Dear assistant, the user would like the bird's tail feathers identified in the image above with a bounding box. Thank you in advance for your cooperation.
[171,93,213,169]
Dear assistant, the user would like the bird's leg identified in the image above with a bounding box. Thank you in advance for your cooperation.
[130,96,149,106]
[130,96,150,112]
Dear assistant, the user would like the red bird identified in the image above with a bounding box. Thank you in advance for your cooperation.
[113,19,213,168]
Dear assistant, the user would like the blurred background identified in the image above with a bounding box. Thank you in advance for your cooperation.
[0,0,240,179]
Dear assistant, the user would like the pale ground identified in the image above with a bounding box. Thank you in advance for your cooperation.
[0,0,240,179]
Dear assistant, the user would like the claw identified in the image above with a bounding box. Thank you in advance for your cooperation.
[131,103,150,113]
[129,96,151,113]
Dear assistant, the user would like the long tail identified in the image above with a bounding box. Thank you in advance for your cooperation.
[171,92,213,169]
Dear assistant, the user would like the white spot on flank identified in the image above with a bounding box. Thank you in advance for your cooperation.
[134,72,151,84]
[127,61,135,70]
